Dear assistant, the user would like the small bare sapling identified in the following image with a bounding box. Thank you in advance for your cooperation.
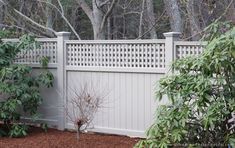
[66,83,105,139]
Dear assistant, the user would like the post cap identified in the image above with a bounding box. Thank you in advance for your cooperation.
[55,32,71,36]
[163,32,181,37]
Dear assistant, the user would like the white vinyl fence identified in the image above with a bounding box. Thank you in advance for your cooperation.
[3,32,205,137]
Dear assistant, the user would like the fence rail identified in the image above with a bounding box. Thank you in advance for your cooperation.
[2,32,205,137]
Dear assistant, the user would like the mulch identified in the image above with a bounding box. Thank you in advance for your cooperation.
[0,127,141,148]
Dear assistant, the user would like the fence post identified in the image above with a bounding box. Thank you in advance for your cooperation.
[164,32,181,73]
[56,32,71,130]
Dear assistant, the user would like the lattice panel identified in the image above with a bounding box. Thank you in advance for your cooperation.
[66,43,166,68]
[15,41,57,64]
[176,45,203,59]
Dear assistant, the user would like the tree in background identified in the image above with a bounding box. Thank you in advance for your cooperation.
[76,0,118,39]
[164,0,182,32]
[0,0,234,40]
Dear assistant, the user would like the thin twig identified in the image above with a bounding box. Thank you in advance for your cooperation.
[136,10,166,39]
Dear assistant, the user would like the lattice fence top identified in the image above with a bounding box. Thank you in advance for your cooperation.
[3,37,206,72]
[3,38,58,64]
[65,40,166,69]
[175,41,205,59]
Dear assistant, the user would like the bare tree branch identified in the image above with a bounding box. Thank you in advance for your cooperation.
[0,0,57,35]
[57,0,64,15]
[99,0,110,7]
[76,0,93,21]
[138,0,145,38]
[15,10,57,34]
[183,0,235,40]
[100,0,118,32]
[36,0,81,39]
[118,0,135,9]
[136,10,166,39]
[0,23,29,33]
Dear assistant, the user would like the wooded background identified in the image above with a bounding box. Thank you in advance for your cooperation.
[0,0,234,40]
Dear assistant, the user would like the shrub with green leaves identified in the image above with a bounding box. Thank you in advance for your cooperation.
[136,22,235,147]
[0,35,54,137]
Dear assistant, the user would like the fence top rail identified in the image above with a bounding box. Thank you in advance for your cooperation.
[65,39,166,44]
[2,38,57,42]
[174,41,207,46]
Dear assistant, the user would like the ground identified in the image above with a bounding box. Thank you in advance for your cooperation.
[0,127,140,148]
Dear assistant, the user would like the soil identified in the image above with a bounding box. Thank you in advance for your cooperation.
[0,127,141,148]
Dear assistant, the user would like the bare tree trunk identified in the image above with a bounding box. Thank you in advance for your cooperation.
[164,0,182,32]
[225,0,235,24]
[92,0,105,39]
[46,0,53,36]
[76,0,117,40]
[146,0,157,39]
[69,5,78,38]
[113,15,118,39]
[198,0,210,27]
[0,3,3,29]
[138,0,145,38]
[17,0,25,32]
[122,15,126,39]
[46,0,53,29]
[186,0,201,40]
[107,16,112,39]
[122,0,127,39]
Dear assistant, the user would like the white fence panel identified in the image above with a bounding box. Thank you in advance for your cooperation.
[64,40,168,137]
[66,71,164,137]
[32,68,60,127]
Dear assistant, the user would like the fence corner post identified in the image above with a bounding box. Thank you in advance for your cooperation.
[56,32,71,130]
[163,32,181,73]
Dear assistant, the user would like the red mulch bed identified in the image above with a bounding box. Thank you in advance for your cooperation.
[0,127,141,148]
